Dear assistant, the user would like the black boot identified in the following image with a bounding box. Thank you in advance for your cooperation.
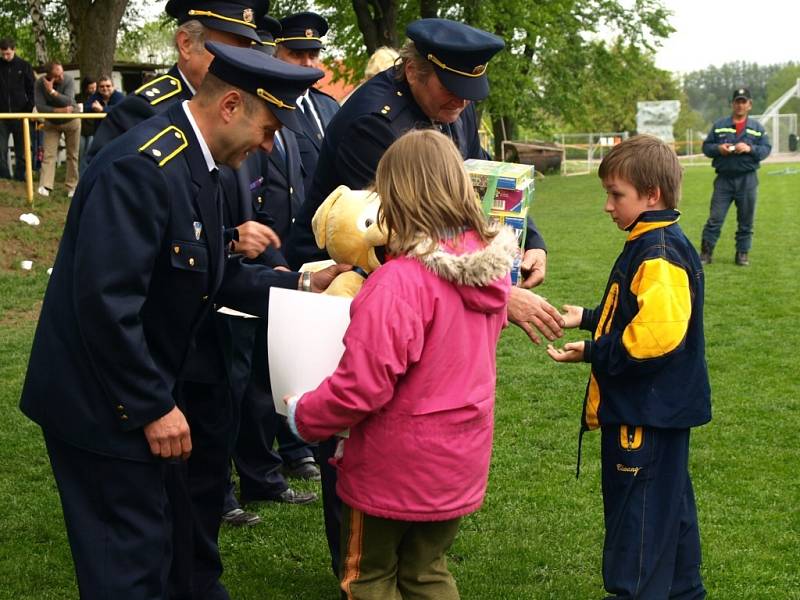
[735,252,750,266]
[700,241,713,265]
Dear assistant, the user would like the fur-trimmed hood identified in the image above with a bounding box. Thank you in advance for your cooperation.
[408,226,516,314]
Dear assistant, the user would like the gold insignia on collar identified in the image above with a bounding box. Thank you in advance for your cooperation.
[472,64,486,75]
[305,28,314,38]
[242,8,254,23]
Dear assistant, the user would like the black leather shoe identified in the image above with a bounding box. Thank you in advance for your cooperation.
[221,508,261,527]
[700,241,713,265]
[273,488,318,504]
[285,460,321,481]
[735,252,750,266]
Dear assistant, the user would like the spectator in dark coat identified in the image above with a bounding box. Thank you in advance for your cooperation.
[0,37,35,180]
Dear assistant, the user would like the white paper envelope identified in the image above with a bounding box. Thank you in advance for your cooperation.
[268,288,352,416]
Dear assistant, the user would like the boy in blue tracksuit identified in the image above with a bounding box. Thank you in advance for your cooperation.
[548,135,711,599]
[700,87,771,266]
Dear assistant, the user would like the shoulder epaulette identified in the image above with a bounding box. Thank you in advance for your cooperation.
[138,125,188,167]
[134,74,183,106]
[373,87,408,122]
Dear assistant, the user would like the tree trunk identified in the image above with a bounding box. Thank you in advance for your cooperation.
[351,0,398,54]
[28,0,48,65]
[65,0,129,80]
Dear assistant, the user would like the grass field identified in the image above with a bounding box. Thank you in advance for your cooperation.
[0,163,798,599]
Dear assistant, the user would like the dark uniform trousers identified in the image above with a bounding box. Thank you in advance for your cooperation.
[600,426,705,600]
[45,434,172,599]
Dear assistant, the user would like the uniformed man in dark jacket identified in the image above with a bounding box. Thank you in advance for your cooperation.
[285,18,551,288]
[89,0,259,162]
[275,11,340,192]
[19,43,340,600]
[699,87,771,266]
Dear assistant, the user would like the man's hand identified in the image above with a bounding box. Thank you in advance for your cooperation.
[310,264,352,293]
[91,100,104,113]
[546,341,585,363]
[734,142,751,154]
[507,287,564,344]
[519,248,547,288]
[42,77,54,94]
[718,144,733,156]
[231,221,280,259]
[143,406,192,460]
[560,304,583,329]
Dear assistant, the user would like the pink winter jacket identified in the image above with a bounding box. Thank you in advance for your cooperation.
[288,227,516,521]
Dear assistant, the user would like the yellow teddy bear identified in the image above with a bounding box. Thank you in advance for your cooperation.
[311,185,388,298]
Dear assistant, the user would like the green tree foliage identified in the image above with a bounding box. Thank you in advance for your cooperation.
[0,1,70,64]
[765,62,800,115]
[116,17,177,66]
[0,0,145,69]
[559,40,680,133]
[682,61,786,122]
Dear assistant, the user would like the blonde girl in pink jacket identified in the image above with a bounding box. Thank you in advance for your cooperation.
[287,129,516,599]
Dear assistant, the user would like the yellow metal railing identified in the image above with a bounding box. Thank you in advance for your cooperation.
[0,113,106,207]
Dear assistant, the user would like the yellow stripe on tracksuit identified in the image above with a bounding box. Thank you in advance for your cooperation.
[586,282,620,429]
[623,258,691,359]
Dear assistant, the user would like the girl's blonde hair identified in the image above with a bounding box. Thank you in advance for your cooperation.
[375,129,495,255]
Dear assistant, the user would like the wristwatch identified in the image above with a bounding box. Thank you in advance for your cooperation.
[298,270,312,292]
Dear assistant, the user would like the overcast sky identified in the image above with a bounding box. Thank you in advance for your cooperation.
[653,0,799,73]
[143,0,798,74]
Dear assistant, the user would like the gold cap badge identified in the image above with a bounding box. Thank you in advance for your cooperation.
[242,8,254,23]
[305,28,314,38]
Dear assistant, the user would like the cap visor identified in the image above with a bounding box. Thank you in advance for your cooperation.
[436,68,489,102]
[204,19,260,43]
[280,40,324,51]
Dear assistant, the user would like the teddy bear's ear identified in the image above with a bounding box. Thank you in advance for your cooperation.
[312,185,350,249]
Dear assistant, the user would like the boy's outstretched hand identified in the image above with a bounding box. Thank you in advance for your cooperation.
[546,341,585,363]
[560,304,584,329]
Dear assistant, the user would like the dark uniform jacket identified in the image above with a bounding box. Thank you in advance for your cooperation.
[252,128,305,245]
[286,67,545,269]
[578,210,711,432]
[702,116,771,176]
[0,54,35,112]
[87,65,192,163]
[19,103,298,461]
[295,87,339,193]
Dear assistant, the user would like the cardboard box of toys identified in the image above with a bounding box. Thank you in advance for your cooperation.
[464,159,536,286]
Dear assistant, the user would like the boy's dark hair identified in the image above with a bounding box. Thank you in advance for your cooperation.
[598,134,683,209]
[0,38,16,50]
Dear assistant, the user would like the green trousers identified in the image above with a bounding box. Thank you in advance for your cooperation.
[339,503,462,600]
